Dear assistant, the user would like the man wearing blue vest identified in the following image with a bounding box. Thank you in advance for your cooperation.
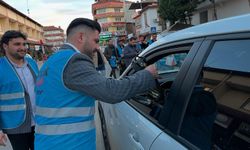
[147,33,157,46]
[35,18,157,150]
[0,30,39,150]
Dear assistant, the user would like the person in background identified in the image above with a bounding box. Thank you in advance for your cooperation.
[123,37,139,68]
[104,39,120,78]
[34,18,157,150]
[93,49,107,76]
[116,39,126,75]
[116,39,124,57]
[0,30,39,150]
[147,33,157,45]
[136,35,148,51]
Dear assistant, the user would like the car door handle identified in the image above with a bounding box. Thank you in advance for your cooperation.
[129,133,144,150]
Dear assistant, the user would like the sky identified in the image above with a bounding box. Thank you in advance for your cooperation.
[4,0,137,32]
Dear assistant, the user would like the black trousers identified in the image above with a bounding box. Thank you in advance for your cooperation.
[7,127,35,150]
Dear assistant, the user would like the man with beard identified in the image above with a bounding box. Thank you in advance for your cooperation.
[35,18,157,150]
[0,30,39,150]
[136,35,148,51]
[147,33,157,45]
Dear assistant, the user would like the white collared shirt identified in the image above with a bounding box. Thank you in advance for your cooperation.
[9,59,36,126]
[64,43,81,53]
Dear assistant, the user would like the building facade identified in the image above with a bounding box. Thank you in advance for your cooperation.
[0,1,43,45]
[131,1,162,36]
[92,0,136,38]
[191,0,250,25]
[43,26,64,50]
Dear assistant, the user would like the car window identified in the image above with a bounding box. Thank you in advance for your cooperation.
[180,39,250,150]
[129,50,189,124]
[156,53,187,74]
[204,39,250,73]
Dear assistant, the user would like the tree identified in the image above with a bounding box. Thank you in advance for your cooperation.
[158,0,204,25]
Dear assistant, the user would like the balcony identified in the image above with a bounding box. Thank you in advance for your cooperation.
[101,22,126,28]
[92,1,123,11]
[94,12,124,19]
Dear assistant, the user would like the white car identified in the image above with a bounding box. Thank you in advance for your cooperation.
[99,14,250,150]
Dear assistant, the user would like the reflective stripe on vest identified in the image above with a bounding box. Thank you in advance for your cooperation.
[35,120,95,135]
[0,92,24,100]
[0,104,25,111]
[36,106,95,118]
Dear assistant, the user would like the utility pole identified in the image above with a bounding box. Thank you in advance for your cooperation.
[210,0,217,20]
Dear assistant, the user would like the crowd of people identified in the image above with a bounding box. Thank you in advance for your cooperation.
[101,33,158,78]
[0,18,158,150]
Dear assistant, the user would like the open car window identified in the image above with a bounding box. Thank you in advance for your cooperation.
[128,50,189,126]
[156,53,187,75]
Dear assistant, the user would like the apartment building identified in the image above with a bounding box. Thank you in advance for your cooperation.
[43,26,64,50]
[0,1,43,46]
[92,0,136,39]
[92,0,125,36]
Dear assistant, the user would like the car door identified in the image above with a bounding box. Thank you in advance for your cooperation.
[101,101,162,150]
[153,33,250,150]
[174,33,250,150]
[100,40,203,150]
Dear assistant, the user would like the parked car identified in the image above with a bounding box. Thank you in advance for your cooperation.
[98,14,250,150]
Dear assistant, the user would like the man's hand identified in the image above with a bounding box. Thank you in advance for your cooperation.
[0,133,7,146]
[145,64,158,78]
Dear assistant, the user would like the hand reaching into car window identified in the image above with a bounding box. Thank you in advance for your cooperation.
[145,64,158,78]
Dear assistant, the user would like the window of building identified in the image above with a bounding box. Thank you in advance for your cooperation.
[44,30,62,35]
[96,8,106,14]
[45,36,63,40]
[117,27,124,31]
[115,17,122,22]
[114,8,121,12]
[102,28,108,32]
[98,18,107,23]
[144,13,148,27]
[200,10,208,24]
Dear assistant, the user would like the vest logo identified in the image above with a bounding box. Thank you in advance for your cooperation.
[36,67,48,86]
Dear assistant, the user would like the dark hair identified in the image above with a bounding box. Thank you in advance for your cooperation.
[66,18,101,36]
[129,37,137,41]
[118,39,124,42]
[0,30,27,54]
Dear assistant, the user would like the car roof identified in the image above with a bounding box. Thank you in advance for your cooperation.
[140,14,250,55]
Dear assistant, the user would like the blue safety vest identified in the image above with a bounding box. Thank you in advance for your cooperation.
[35,50,96,150]
[117,44,123,56]
[109,55,117,68]
[0,56,38,129]
[147,39,155,45]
